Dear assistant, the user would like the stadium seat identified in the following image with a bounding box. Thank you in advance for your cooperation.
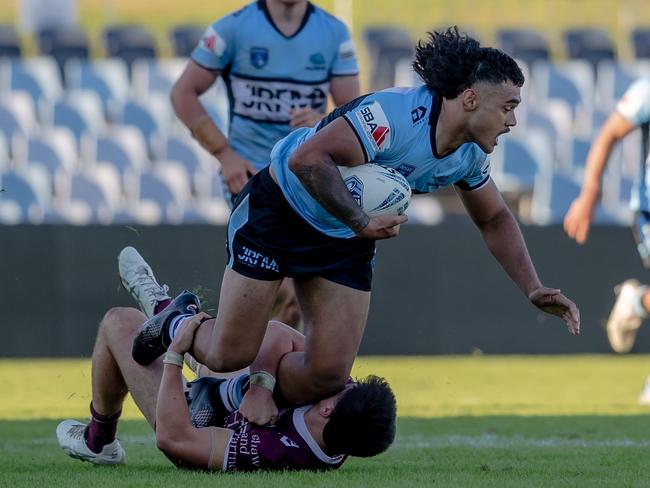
[22,128,77,189]
[496,28,550,68]
[126,170,186,224]
[103,25,157,72]
[131,58,185,98]
[36,26,89,80]
[55,170,118,224]
[0,168,49,223]
[564,28,616,71]
[162,135,210,180]
[49,91,105,147]
[531,61,594,134]
[65,59,130,120]
[194,169,230,224]
[631,28,650,59]
[9,57,63,107]
[0,24,21,58]
[363,26,413,91]
[492,132,549,193]
[0,92,37,143]
[170,24,204,58]
[119,95,172,150]
[95,127,149,177]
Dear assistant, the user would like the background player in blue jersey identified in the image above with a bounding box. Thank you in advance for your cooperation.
[169,0,360,328]
[56,302,396,470]
[135,27,579,408]
[564,78,650,402]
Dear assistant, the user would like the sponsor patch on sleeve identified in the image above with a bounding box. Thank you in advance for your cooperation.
[200,25,227,57]
[338,39,357,60]
[354,102,391,152]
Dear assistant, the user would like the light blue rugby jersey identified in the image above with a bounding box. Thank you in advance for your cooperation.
[191,0,358,170]
[270,85,492,238]
[616,78,650,211]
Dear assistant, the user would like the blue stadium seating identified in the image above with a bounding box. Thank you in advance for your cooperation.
[170,24,203,58]
[103,25,157,72]
[65,59,130,119]
[0,169,47,223]
[0,24,20,59]
[363,26,413,91]
[95,128,148,177]
[497,28,550,68]
[631,28,650,59]
[564,28,616,71]
[37,27,89,80]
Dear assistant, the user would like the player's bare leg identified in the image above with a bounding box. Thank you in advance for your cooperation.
[190,268,282,372]
[57,307,163,464]
[276,277,370,404]
[270,278,303,331]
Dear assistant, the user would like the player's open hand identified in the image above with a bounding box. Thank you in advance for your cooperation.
[359,214,408,240]
[168,312,211,355]
[564,194,597,244]
[218,147,258,195]
[528,287,580,335]
[289,107,323,129]
[239,385,279,426]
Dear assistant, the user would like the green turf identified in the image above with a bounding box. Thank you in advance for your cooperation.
[2,355,650,486]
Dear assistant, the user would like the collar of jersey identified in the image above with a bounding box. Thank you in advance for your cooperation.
[293,405,346,464]
[258,0,315,40]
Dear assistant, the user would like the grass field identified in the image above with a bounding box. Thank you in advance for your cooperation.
[2,355,650,486]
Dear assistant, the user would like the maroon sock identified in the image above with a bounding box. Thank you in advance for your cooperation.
[154,299,172,315]
[85,403,121,454]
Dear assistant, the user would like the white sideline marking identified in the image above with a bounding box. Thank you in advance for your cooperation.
[11,434,650,450]
[396,434,650,449]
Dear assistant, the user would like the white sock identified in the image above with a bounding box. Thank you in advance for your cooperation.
[167,314,192,341]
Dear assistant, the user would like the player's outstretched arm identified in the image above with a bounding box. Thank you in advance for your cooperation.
[564,112,636,244]
[457,179,580,335]
[156,312,233,471]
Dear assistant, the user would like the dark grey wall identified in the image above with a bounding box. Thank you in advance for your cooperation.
[1,223,647,357]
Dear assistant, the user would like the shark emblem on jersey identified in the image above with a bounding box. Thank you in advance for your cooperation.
[280,436,300,448]
[355,102,391,152]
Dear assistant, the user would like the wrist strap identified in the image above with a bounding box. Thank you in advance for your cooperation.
[163,350,184,368]
[189,114,228,157]
[250,371,276,392]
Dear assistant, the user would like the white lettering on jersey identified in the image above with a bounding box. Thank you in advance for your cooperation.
[280,436,300,448]
[200,25,226,56]
[338,39,357,60]
[230,75,330,122]
[355,102,391,151]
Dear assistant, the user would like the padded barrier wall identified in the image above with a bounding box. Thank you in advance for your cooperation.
[1,222,647,357]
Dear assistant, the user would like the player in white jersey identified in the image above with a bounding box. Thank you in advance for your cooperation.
[564,78,650,402]
[134,27,579,407]
[170,0,360,329]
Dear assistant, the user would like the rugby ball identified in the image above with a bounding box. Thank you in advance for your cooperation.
[338,164,411,217]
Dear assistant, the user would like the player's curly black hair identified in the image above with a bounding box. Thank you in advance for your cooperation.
[322,375,396,457]
[413,26,524,99]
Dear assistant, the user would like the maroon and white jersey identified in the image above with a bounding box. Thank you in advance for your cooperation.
[220,406,347,472]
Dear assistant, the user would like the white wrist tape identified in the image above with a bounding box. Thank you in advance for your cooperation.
[163,350,184,368]
[250,371,276,392]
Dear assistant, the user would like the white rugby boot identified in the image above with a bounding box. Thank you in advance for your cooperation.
[606,279,647,354]
[56,420,125,465]
[639,375,650,406]
[118,246,170,318]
